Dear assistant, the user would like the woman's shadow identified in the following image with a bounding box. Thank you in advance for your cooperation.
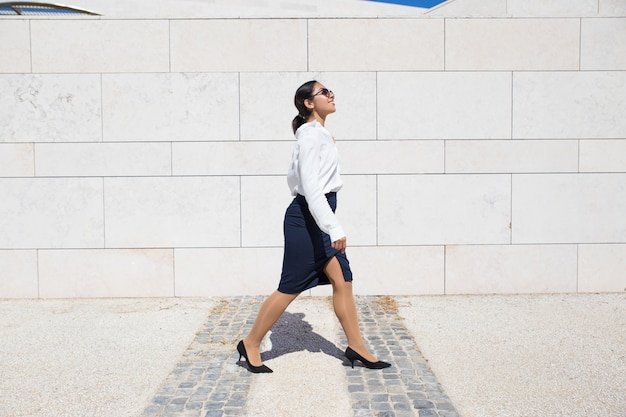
[239,311,347,367]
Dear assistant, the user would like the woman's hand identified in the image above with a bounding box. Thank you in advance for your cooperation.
[332,236,347,253]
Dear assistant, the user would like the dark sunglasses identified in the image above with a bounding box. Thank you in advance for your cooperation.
[312,88,333,98]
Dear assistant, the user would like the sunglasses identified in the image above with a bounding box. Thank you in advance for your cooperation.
[312,88,333,98]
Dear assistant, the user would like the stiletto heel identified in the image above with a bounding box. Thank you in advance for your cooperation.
[345,347,391,369]
[237,340,273,373]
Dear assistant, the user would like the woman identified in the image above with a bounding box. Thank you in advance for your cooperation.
[237,80,391,373]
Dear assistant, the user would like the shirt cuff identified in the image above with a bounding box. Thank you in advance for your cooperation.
[328,226,346,243]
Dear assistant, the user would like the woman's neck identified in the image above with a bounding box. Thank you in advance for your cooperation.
[307,112,326,126]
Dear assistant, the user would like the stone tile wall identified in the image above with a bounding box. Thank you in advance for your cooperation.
[0,0,625,297]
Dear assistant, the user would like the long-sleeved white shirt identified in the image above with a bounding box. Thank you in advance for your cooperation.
[287,121,345,242]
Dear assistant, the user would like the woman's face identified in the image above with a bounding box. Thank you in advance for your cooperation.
[308,83,336,117]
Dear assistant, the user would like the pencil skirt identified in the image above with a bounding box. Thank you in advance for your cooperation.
[277,192,352,294]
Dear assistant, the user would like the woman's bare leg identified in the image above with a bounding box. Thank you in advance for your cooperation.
[242,290,299,366]
[324,257,378,363]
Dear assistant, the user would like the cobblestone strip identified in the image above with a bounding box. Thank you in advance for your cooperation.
[142,296,263,417]
[340,296,460,417]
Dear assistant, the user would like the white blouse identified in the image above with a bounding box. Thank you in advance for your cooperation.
[287,121,345,242]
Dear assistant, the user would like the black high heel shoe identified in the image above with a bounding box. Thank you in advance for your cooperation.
[237,340,273,373]
[345,347,391,369]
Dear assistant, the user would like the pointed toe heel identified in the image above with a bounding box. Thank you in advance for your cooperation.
[345,347,391,370]
[236,340,273,374]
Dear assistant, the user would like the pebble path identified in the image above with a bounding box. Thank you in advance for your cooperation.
[142,296,459,417]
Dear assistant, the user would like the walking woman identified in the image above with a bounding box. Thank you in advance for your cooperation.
[237,80,391,373]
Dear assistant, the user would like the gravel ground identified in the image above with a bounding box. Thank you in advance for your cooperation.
[244,297,352,417]
[0,298,213,417]
[397,293,626,417]
[2,294,623,417]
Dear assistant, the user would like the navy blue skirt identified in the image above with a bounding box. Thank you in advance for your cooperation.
[278,192,352,294]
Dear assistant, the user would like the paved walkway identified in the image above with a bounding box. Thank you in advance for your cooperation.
[1,293,624,417]
[140,296,458,417]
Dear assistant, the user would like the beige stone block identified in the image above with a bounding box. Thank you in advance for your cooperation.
[0,144,34,177]
[600,0,626,15]
[378,174,511,245]
[172,142,293,176]
[513,72,626,139]
[340,140,443,174]
[0,178,104,249]
[309,19,443,71]
[174,248,282,296]
[446,19,579,70]
[240,72,377,141]
[446,140,578,173]
[102,73,239,141]
[240,72,311,141]
[170,19,307,72]
[0,250,38,298]
[38,249,174,298]
[581,18,626,70]
[313,72,378,141]
[104,177,240,248]
[445,245,578,294]
[347,246,445,295]
[241,176,294,247]
[0,20,30,73]
[507,0,598,17]
[31,20,169,73]
[338,175,377,246]
[35,143,171,177]
[579,244,626,292]
[580,139,626,172]
[0,74,102,142]
[378,72,511,139]
[512,174,626,244]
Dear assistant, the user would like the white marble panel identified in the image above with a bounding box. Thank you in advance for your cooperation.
[35,143,171,177]
[309,19,444,71]
[579,244,626,292]
[346,246,444,295]
[581,18,626,70]
[336,175,377,246]
[378,72,511,139]
[0,250,38,298]
[104,177,240,248]
[0,20,30,73]
[74,0,428,19]
[378,174,511,245]
[170,19,307,72]
[340,141,444,174]
[426,0,507,17]
[0,74,102,142]
[174,248,283,296]
[38,249,174,298]
[240,176,294,247]
[580,140,626,173]
[599,0,626,15]
[507,0,598,16]
[102,73,239,142]
[446,140,578,173]
[446,19,579,70]
[513,72,626,139]
[0,178,104,249]
[445,244,578,294]
[512,174,626,244]
[240,72,377,141]
[172,141,293,176]
[0,144,34,177]
[31,20,169,73]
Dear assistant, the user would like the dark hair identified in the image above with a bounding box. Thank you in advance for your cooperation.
[291,80,318,134]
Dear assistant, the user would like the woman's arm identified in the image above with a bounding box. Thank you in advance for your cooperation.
[297,131,346,245]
